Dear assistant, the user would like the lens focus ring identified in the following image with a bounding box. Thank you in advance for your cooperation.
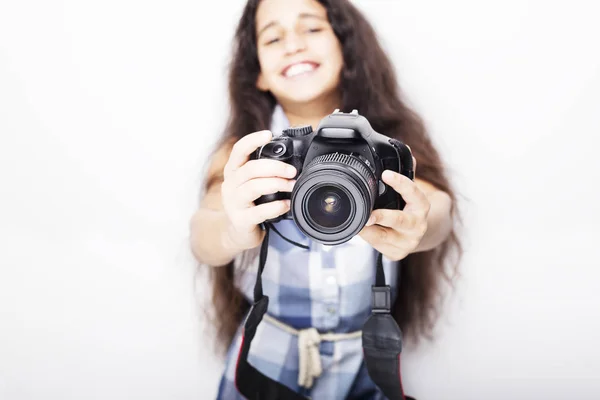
[305,153,377,208]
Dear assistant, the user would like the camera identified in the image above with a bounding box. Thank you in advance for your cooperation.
[251,109,414,245]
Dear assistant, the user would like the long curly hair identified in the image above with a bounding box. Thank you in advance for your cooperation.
[200,0,463,355]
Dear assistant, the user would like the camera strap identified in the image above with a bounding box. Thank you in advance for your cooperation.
[234,223,415,400]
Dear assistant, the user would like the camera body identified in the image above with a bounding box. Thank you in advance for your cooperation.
[251,109,414,245]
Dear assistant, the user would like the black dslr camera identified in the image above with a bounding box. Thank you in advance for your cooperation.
[252,109,414,245]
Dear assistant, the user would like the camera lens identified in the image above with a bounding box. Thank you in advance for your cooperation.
[291,153,377,245]
[306,186,352,229]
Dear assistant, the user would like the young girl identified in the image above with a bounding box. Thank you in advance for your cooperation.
[190,0,462,398]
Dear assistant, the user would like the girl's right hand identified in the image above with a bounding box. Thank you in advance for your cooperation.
[220,130,297,251]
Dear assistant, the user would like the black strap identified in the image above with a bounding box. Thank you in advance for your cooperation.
[375,251,385,286]
[363,251,408,400]
[252,224,269,302]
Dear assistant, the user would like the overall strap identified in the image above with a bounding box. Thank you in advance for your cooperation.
[234,224,415,400]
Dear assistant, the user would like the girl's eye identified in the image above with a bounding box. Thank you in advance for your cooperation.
[265,37,280,45]
[306,27,322,33]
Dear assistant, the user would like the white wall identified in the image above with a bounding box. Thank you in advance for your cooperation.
[1,0,598,399]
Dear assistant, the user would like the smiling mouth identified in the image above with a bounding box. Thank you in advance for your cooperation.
[282,62,320,79]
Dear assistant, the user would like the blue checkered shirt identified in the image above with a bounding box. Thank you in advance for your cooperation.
[215,106,399,399]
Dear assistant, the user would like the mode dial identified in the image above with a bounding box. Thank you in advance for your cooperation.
[282,125,313,137]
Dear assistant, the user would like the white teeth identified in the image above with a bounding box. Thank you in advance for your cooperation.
[284,63,317,78]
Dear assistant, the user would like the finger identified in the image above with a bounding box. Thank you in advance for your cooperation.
[359,224,404,246]
[381,170,429,216]
[243,199,291,225]
[223,130,272,179]
[233,159,297,186]
[358,226,407,259]
[366,209,416,232]
[237,177,296,206]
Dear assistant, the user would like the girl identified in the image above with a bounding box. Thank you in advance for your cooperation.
[190,0,462,398]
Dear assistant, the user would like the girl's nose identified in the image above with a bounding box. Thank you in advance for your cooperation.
[284,32,307,55]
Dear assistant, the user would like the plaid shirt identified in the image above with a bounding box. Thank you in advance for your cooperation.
[215,106,399,399]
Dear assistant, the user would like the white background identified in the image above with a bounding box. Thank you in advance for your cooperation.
[1,0,599,399]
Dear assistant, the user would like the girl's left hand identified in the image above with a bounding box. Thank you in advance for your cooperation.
[359,166,431,261]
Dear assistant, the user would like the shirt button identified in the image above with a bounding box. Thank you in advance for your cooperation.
[327,306,336,314]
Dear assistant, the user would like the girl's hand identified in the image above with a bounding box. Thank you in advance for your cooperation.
[220,130,297,251]
[359,162,431,261]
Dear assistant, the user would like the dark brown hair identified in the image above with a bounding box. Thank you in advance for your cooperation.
[200,0,462,355]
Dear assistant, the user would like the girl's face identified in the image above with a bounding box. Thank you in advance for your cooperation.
[255,0,343,107]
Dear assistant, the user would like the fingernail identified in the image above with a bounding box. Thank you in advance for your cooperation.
[289,180,296,190]
[366,216,375,226]
[287,166,297,176]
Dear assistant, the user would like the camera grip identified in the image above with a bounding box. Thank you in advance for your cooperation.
[389,139,414,180]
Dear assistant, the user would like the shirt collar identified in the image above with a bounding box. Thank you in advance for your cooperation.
[270,104,290,136]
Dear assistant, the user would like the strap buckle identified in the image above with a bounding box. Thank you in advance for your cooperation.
[371,285,391,314]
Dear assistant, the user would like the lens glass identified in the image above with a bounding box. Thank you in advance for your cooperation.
[306,185,352,229]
